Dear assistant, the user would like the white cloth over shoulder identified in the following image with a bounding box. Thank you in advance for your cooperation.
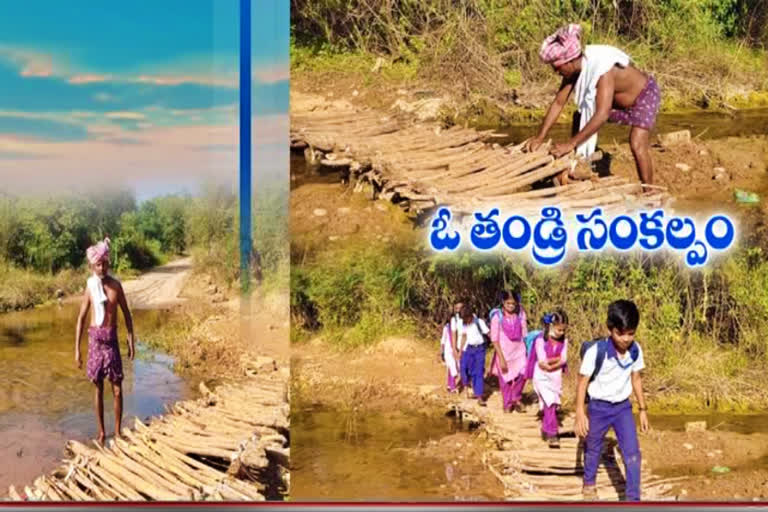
[87,274,108,327]
[573,45,631,158]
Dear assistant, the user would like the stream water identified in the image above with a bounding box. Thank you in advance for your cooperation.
[489,108,768,146]
[0,302,194,491]
[291,404,506,501]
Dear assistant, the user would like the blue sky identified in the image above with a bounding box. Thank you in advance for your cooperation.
[0,1,288,198]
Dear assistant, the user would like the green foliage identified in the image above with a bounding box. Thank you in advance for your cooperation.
[292,245,419,348]
[292,243,768,406]
[0,184,286,310]
[292,0,768,107]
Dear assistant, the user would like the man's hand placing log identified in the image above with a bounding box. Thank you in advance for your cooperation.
[550,141,576,159]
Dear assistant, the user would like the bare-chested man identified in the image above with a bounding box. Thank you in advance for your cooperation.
[75,237,135,445]
[526,24,661,185]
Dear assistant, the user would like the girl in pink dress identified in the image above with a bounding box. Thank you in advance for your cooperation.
[529,310,569,448]
[488,290,529,413]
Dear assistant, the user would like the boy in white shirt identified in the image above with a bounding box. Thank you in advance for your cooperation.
[457,304,490,406]
[574,300,649,501]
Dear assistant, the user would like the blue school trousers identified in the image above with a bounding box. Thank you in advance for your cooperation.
[461,345,485,398]
[583,398,642,501]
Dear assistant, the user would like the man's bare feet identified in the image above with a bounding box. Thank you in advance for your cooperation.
[96,432,106,446]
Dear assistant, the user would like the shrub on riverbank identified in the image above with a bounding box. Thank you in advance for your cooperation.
[291,0,768,113]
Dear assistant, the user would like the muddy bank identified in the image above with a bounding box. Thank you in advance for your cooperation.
[291,67,768,126]
[292,336,768,500]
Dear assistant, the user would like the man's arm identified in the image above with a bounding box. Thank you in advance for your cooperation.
[527,78,576,152]
[551,71,615,158]
[117,282,135,360]
[75,289,90,368]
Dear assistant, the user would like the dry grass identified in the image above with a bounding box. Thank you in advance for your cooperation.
[0,263,82,313]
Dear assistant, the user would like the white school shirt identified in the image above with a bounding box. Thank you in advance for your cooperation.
[573,45,631,159]
[579,342,645,402]
[458,316,489,349]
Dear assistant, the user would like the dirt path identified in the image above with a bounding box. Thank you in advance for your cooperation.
[122,257,192,310]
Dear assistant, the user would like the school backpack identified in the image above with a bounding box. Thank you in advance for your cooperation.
[523,332,543,380]
[524,329,541,356]
[579,337,640,382]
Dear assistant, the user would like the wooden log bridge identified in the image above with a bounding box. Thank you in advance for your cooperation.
[291,92,670,217]
[452,393,682,501]
[5,364,290,502]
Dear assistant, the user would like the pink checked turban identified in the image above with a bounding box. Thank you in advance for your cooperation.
[539,24,582,66]
[86,237,111,265]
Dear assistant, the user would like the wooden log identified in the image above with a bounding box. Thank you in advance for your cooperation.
[132,421,263,501]
[121,431,217,494]
[67,441,161,500]
[70,469,111,501]
[105,441,191,496]
[63,473,101,501]
[39,477,67,501]
[7,485,23,501]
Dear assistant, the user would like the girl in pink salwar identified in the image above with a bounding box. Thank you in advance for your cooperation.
[488,290,529,413]
[529,310,569,448]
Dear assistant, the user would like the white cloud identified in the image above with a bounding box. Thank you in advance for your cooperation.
[252,63,289,84]
[106,112,146,120]
[69,74,112,85]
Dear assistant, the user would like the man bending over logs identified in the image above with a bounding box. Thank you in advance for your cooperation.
[526,24,661,186]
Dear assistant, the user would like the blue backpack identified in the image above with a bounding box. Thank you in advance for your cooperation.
[524,330,541,355]
[580,337,640,382]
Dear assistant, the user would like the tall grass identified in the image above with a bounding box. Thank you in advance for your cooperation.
[0,262,82,313]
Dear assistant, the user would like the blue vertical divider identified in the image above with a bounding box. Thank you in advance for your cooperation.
[239,0,252,295]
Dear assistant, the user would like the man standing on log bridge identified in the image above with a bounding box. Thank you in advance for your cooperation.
[75,237,135,445]
[526,24,661,186]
